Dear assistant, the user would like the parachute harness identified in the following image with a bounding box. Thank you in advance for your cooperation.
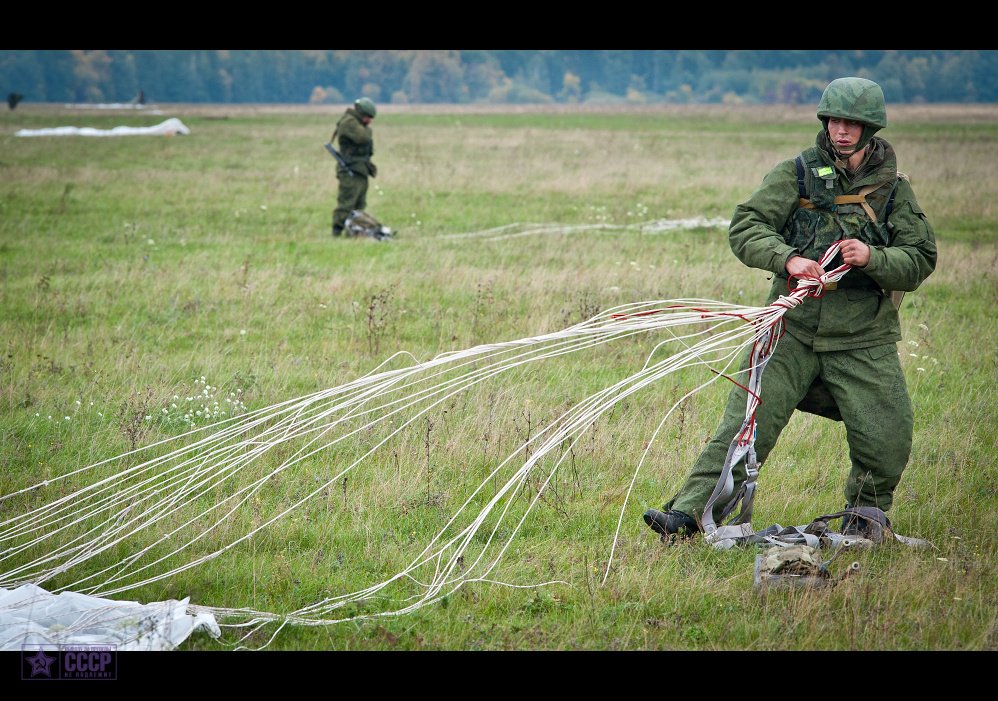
[700,240,852,543]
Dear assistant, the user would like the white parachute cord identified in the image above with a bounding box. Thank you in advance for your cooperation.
[1,314,648,584]
[65,304,722,594]
[141,308,756,600]
[203,311,764,624]
[1,295,795,626]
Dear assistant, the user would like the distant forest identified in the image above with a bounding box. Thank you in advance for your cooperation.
[3,50,996,105]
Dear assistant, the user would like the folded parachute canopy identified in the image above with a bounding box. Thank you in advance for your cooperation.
[15,118,190,138]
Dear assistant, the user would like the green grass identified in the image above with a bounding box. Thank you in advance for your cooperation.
[0,104,996,651]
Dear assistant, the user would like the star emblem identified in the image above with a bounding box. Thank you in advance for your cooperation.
[25,649,57,677]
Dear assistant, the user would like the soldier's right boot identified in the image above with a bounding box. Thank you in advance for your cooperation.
[643,508,700,540]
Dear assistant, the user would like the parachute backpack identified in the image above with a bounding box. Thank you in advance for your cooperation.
[344,210,394,241]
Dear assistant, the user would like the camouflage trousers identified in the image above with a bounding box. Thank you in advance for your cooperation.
[333,171,369,233]
[666,331,913,522]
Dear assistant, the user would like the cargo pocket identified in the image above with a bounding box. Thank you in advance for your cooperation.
[832,288,881,335]
[866,343,898,361]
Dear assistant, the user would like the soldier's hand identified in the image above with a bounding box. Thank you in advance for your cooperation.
[369,162,378,178]
[839,239,871,267]
[786,255,824,279]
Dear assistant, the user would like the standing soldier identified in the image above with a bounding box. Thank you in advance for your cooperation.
[331,97,378,237]
[644,77,937,539]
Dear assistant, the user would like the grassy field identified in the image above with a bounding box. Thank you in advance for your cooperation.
[0,102,996,652]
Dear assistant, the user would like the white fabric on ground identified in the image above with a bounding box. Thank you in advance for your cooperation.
[15,118,190,137]
[0,583,219,651]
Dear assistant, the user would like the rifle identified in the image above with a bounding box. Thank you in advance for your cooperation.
[324,142,359,177]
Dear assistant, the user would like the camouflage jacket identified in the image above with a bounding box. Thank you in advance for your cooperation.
[333,107,375,176]
[729,133,937,352]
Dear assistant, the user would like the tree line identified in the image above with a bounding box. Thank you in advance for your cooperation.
[2,50,995,105]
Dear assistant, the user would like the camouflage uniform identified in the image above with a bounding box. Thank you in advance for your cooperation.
[332,101,376,236]
[661,78,937,524]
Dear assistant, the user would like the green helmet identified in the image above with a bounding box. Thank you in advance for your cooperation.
[355,97,377,118]
[817,77,887,154]
[817,77,887,129]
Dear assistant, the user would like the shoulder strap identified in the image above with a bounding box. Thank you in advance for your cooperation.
[795,155,807,199]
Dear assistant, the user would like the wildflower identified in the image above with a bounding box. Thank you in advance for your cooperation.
[260,205,268,211]
[64,416,70,421]
[240,329,247,336]
[918,323,929,331]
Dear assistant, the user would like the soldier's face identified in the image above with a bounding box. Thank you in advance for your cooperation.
[361,116,373,126]
[827,117,863,152]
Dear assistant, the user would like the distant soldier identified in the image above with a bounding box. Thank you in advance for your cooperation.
[7,92,23,110]
[644,77,938,540]
[330,97,378,237]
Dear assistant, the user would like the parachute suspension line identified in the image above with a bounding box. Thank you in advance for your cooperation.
[211,305,766,630]
[1,244,854,630]
[1,299,752,595]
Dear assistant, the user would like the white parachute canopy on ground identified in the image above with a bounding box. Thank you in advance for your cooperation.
[15,118,190,138]
[0,583,219,651]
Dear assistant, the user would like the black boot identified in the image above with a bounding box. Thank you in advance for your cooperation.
[332,224,343,237]
[643,508,700,539]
